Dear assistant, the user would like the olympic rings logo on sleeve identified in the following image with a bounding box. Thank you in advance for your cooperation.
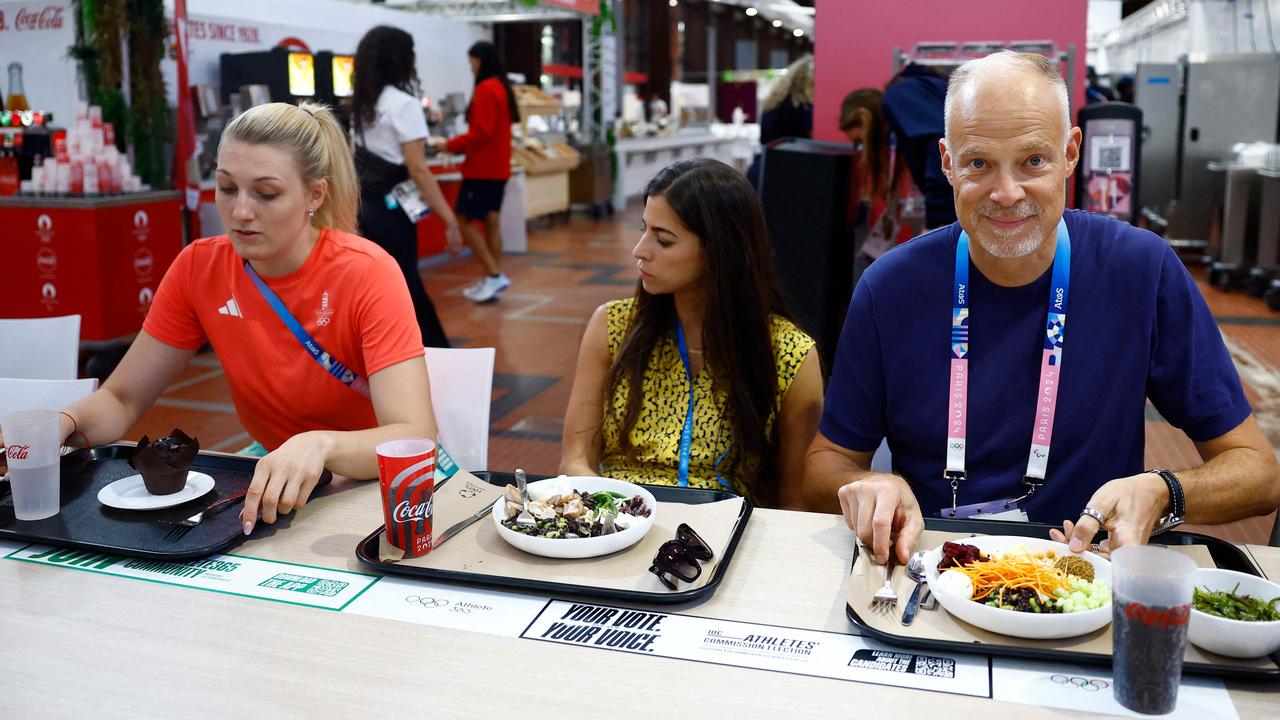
[405,595,449,608]
[1049,674,1109,691]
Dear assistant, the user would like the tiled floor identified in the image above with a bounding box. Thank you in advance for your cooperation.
[123,208,1280,544]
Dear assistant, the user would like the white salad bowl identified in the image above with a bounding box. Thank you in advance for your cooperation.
[923,535,1112,640]
[1187,568,1280,658]
[491,475,657,559]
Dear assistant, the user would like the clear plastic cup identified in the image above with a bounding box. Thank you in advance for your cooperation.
[2,410,62,521]
[1111,545,1198,715]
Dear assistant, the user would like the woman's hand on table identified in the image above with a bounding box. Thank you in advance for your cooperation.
[838,473,924,566]
[1050,472,1169,555]
[426,136,448,151]
[240,432,335,534]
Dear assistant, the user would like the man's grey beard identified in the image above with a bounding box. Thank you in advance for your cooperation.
[973,203,1045,259]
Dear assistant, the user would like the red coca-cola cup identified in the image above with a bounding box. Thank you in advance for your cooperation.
[377,438,436,558]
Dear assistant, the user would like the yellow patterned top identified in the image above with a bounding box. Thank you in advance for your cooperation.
[599,298,815,497]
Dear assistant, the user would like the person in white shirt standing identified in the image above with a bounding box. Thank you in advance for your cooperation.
[350,25,461,347]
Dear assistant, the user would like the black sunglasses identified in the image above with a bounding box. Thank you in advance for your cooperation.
[649,523,714,590]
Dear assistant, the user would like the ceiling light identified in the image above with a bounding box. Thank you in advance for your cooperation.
[669,0,677,6]
[793,28,804,38]
[772,19,782,28]
[746,7,757,16]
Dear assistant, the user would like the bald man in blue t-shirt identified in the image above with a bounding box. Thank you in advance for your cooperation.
[803,51,1280,566]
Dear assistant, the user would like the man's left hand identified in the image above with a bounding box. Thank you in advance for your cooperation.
[1049,472,1170,554]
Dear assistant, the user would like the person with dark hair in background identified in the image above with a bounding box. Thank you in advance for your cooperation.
[882,62,957,230]
[1086,65,1116,105]
[838,88,913,266]
[430,41,519,303]
[350,25,460,348]
[746,55,813,190]
[559,159,824,509]
[1115,75,1135,105]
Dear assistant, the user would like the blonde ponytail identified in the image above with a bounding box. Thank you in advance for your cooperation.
[222,101,360,233]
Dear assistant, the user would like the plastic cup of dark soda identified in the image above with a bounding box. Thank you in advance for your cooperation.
[1110,545,1197,715]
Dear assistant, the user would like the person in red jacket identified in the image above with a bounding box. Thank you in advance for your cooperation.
[432,41,519,303]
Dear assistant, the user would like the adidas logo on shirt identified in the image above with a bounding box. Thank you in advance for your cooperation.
[217,298,242,318]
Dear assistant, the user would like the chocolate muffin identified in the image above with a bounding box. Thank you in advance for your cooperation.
[129,430,200,495]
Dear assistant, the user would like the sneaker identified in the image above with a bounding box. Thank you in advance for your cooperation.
[467,273,511,303]
[462,278,486,297]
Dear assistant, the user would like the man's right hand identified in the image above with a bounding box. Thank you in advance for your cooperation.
[837,473,924,566]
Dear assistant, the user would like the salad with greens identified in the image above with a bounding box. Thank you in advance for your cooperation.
[500,486,651,539]
[1193,585,1280,622]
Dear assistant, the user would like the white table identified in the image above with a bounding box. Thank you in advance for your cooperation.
[4,480,1277,718]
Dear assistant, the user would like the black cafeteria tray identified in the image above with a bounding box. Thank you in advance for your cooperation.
[355,471,752,604]
[845,517,1279,680]
[0,444,261,561]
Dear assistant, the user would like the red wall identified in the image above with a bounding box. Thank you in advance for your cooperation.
[813,0,1088,143]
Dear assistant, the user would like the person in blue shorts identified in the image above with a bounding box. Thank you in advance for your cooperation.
[803,51,1280,565]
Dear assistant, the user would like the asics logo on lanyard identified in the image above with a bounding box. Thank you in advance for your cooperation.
[944,218,1070,514]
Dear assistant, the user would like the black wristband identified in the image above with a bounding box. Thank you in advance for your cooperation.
[1148,468,1186,521]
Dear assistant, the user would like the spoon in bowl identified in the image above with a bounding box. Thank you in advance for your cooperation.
[900,550,929,625]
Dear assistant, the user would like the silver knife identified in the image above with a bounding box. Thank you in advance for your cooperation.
[901,580,927,625]
[434,502,495,547]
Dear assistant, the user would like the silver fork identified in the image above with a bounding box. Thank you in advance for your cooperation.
[871,553,900,610]
[163,490,249,542]
[513,468,536,528]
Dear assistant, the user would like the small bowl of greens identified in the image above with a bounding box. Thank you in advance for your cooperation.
[491,475,657,559]
[1187,568,1280,658]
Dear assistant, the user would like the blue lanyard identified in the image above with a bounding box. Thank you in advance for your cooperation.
[674,318,695,487]
[243,261,370,399]
[947,218,1070,506]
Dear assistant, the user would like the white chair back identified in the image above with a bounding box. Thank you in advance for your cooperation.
[0,377,98,420]
[423,347,495,473]
[0,315,82,380]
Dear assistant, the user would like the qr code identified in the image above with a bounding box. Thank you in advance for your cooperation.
[912,656,956,678]
[304,579,350,597]
[1098,145,1124,170]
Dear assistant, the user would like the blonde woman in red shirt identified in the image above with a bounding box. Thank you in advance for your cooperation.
[432,41,520,303]
[6,102,438,534]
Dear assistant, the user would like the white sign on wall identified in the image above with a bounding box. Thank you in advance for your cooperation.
[0,0,487,141]
[0,1,78,128]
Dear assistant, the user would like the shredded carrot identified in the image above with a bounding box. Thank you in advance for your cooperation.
[953,553,1069,601]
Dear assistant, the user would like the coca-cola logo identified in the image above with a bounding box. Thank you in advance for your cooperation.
[134,247,154,278]
[393,497,432,523]
[6,444,31,461]
[13,5,64,31]
[1124,602,1190,628]
[36,246,57,275]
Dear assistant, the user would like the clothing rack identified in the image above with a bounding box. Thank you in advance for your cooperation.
[892,41,1078,120]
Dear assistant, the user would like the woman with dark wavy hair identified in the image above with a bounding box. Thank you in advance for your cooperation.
[560,159,824,508]
[349,25,460,347]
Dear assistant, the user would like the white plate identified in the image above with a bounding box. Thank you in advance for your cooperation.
[491,475,657,559]
[923,535,1112,640]
[97,472,216,510]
